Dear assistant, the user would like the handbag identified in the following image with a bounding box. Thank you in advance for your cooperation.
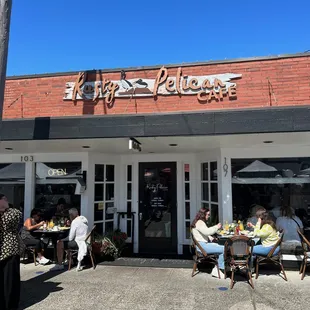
[292,217,301,228]
[291,217,303,244]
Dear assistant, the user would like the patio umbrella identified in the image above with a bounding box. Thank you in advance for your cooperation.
[237,160,277,173]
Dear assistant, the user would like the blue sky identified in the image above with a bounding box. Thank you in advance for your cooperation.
[7,0,310,76]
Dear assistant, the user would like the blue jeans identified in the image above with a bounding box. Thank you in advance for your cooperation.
[251,245,280,268]
[197,242,224,269]
[253,245,280,256]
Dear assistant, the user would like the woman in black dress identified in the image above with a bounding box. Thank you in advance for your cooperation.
[0,193,22,310]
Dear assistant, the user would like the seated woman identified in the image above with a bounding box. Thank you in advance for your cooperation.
[276,205,303,254]
[191,208,223,278]
[247,204,265,227]
[248,208,280,256]
[20,209,50,265]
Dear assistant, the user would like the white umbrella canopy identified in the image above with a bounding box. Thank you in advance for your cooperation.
[237,160,277,173]
[0,163,25,180]
[300,167,310,175]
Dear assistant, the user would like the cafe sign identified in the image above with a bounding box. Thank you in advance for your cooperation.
[63,67,242,104]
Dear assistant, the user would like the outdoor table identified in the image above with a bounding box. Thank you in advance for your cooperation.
[216,233,260,246]
[32,228,70,262]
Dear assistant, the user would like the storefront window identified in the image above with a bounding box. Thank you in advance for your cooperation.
[0,163,25,218]
[201,161,219,226]
[35,162,81,221]
[94,164,115,235]
[231,158,310,251]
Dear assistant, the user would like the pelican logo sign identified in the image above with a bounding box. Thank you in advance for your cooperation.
[63,67,242,104]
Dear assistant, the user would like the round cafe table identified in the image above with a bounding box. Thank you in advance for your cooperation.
[32,228,70,263]
[215,232,260,246]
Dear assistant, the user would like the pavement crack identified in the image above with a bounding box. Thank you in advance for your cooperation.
[248,285,257,310]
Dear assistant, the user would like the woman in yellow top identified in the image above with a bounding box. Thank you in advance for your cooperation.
[248,208,280,256]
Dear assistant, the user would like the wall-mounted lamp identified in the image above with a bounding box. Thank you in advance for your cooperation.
[75,170,87,194]
[129,137,142,152]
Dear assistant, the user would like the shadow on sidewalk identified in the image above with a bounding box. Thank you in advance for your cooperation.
[19,268,66,309]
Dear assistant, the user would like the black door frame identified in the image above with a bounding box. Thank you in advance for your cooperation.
[138,162,177,254]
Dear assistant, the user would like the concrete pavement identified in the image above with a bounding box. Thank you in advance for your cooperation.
[19,263,310,310]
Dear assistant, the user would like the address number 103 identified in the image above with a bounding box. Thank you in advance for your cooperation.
[21,155,34,162]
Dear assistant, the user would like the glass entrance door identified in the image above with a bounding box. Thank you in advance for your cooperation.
[139,162,177,254]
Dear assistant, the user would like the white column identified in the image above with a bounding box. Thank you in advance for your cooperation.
[80,154,95,228]
[117,162,127,233]
[24,162,35,221]
[218,150,233,223]
[176,160,183,255]
[190,156,198,220]
[113,161,121,230]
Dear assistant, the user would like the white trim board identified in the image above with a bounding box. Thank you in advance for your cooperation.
[282,254,304,261]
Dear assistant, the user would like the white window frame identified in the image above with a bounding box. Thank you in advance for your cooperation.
[93,164,116,235]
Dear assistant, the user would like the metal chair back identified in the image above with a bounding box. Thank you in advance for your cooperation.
[226,235,254,259]
[266,231,284,258]
[298,230,310,253]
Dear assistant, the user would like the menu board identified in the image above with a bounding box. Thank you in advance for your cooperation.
[146,183,168,208]
[151,196,165,208]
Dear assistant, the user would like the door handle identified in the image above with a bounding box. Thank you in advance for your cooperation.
[139,213,143,221]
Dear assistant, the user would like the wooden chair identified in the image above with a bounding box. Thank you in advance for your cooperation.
[66,225,96,271]
[224,235,254,289]
[190,232,221,278]
[255,232,287,281]
[22,245,37,266]
[19,230,37,266]
[298,230,310,280]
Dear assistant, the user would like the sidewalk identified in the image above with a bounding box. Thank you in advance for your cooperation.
[20,263,309,310]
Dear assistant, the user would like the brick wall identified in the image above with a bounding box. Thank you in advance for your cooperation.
[3,55,310,119]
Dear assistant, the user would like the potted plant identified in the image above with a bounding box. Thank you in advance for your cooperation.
[106,229,128,256]
[92,229,128,261]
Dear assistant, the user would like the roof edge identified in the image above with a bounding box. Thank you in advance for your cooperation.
[2,105,310,122]
[6,52,310,80]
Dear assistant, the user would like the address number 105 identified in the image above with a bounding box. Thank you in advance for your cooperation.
[21,156,34,162]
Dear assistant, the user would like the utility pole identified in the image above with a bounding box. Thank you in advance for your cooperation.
[0,0,12,121]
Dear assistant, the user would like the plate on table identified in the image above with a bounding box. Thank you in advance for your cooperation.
[218,230,229,236]
[59,227,70,231]
[240,230,250,235]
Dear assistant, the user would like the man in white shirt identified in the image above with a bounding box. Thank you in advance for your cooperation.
[50,208,88,271]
